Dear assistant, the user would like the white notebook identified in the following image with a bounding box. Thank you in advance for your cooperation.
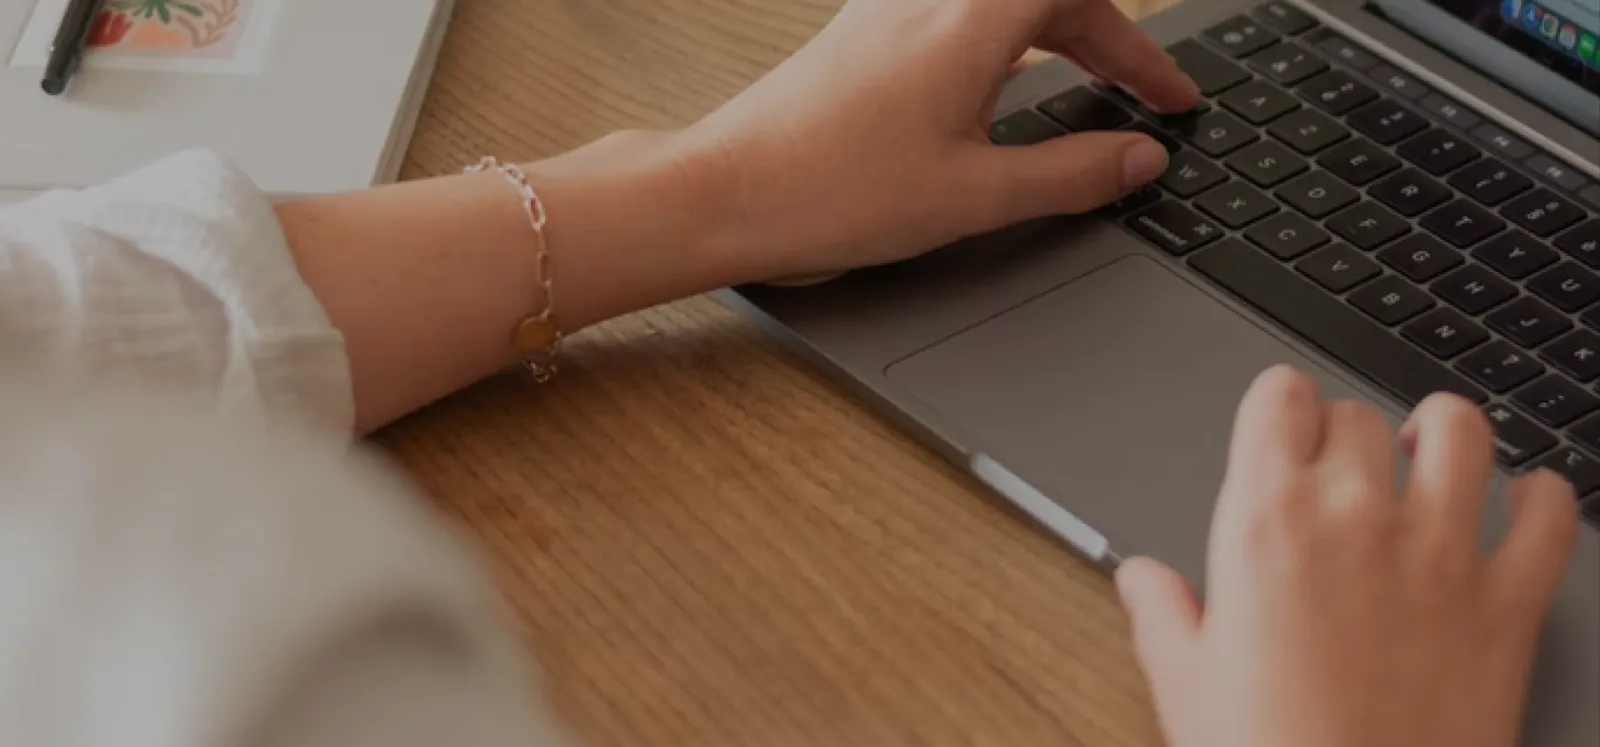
[0,0,455,198]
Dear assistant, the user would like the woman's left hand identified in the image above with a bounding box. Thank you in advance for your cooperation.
[673,0,1200,281]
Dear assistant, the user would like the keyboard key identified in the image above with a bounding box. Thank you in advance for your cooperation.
[1196,181,1279,228]
[1327,201,1410,250]
[1174,111,1259,157]
[1525,154,1588,192]
[1247,43,1328,85]
[1226,140,1310,187]
[1101,185,1164,216]
[1421,199,1506,248]
[1219,80,1300,124]
[1471,124,1534,160]
[1402,307,1488,358]
[1349,274,1434,324]
[1513,374,1600,426]
[1449,158,1533,206]
[1378,233,1463,281]
[1127,201,1225,255]
[1530,447,1600,494]
[1486,296,1572,348]
[1584,304,1600,331]
[990,109,1065,145]
[1244,211,1330,259]
[1501,189,1586,236]
[1297,243,1379,292]
[1188,239,1486,404]
[1541,329,1600,382]
[1582,185,1600,211]
[1528,262,1600,311]
[1299,70,1379,115]
[1554,219,1600,268]
[1458,342,1545,393]
[1483,402,1557,466]
[1157,150,1230,197]
[1315,34,1379,69]
[1367,64,1431,100]
[1205,15,1280,57]
[1318,138,1400,185]
[1253,1,1318,34]
[1167,39,1252,95]
[1432,264,1516,314]
[1267,108,1349,154]
[1277,170,1360,217]
[1474,230,1558,279]
[1568,413,1600,457]
[1038,87,1131,131]
[1419,94,1482,129]
[1370,168,1452,216]
[1396,128,1480,175]
[1348,99,1428,144]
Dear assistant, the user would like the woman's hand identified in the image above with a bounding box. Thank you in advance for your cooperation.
[677,0,1199,281]
[1116,366,1580,747]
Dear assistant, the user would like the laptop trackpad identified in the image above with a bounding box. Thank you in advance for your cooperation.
[883,254,1379,580]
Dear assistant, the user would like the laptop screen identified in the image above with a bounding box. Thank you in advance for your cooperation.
[1426,0,1600,93]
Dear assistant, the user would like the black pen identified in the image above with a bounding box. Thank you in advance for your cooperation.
[41,0,109,96]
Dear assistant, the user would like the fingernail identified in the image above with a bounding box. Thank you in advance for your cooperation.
[1122,140,1169,189]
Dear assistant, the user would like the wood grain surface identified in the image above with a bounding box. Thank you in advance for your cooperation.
[380,1,1174,745]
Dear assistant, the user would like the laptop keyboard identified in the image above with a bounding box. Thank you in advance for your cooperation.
[989,1,1600,527]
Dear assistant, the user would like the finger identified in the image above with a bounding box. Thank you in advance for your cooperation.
[970,131,1168,221]
[1491,469,1578,613]
[1209,366,1323,540]
[1037,0,1200,113]
[1115,556,1200,707]
[1315,399,1397,509]
[1400,393,1496,546]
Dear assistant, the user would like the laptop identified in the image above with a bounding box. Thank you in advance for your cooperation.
[720,0,1600,742]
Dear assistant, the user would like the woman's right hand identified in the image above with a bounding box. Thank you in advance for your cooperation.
[1115,366,1580,747]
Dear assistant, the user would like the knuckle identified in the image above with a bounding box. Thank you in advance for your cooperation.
[1415,392,1490,438]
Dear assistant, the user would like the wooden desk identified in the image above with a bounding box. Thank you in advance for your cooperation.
[382,1,1172,744]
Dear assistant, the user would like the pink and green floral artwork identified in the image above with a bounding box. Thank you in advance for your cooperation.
[85,0,254,59]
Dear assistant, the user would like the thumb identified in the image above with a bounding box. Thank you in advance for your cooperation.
[1115,556,1202,705]
[977,131,1169,222]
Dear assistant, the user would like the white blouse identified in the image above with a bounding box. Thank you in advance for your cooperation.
[0,151,576,747]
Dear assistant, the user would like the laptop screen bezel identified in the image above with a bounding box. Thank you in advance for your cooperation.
[1368,0,1600,135]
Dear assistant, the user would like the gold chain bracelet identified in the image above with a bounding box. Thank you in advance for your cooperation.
[465,156,562,383]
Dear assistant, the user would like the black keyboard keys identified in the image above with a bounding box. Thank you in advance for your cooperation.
[1327,201,1410,250]
[1531,446,1600,493]
[1348,99,1428,144]
[1315,35,1379,70]
[1471,124,1534,160]
[1502,189,1586,237]
[1420,94,1482,130]
[1542,328,1600,382]
[1038,87,1131,131]
[1474,231,1557,279]
[1486,297,1571,348]
[1432,264,1515,313]
[1514,374,1600,426]
[1458,342,1544,393]
[1127,201,1225,255]
[1448,158,1533,206]
[1349,275,1434,324]
[1525,155,1588,191]
[1247,43,1328,85]
[1205,15,1280,57]
[1174,111,1259,156]
[1569,413,1600,457]
[1268,108,1349,154]
[1299,70,1379,115]
[1187,239,1486,404]
[1277,170,1359,218]
[1196,181,1279,228]
[1318,138,1400,186]
[1529,261,1600,311]
[1167,39,1252,96]
[1483,403,1557,466]
[1244,211,1329,259]
[1253,1,1318,34]
[1370,168,1452,216]
[1554,219,1600,268]
[1226,140,1309,187]
[1368,64,1432,101]
[990,110,1065,145]
[1402,307,1488,358]
[1219,80,1300,124]
[1421,199,1506,248]
[1158,150,1230,197]
[1396,128,1480,175]
[1297,243,1379,292]
[1378,234,1462,282]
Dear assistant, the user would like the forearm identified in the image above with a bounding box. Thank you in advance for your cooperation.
[275,134,752,432]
